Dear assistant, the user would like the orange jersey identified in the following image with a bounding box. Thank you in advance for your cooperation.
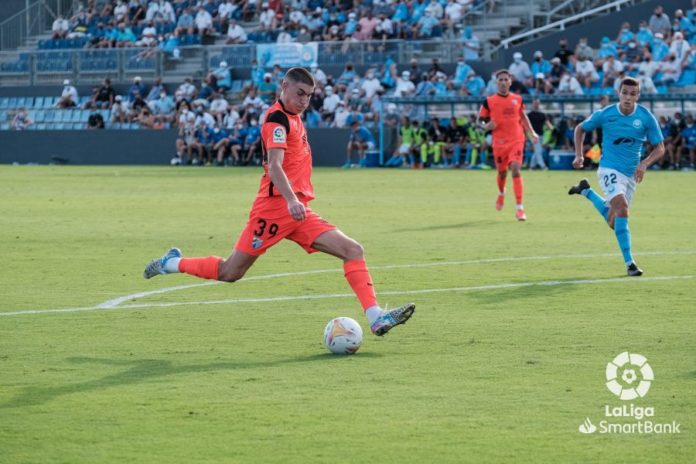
[257,100,314,200]
[478,92,526,145]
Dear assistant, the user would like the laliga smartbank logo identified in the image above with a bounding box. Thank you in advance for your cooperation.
[578,352,681,435]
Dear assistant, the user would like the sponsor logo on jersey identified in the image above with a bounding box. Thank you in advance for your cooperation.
[273,126,286,143]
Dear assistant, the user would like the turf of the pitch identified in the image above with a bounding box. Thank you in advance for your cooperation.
[1,166,694,463]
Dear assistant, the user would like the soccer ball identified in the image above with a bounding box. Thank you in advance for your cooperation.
[323,317,363,355]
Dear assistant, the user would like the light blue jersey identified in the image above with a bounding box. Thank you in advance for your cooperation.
[581,103,663,177]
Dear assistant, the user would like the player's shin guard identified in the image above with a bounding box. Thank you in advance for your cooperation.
[512,175,524,205]
[583,188,609,221]
[179,256,222,280]
[613,217,634,265]
[343,259,378,310]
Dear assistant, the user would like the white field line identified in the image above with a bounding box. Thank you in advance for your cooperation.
[1,275,693,317]
[97,250,696,309]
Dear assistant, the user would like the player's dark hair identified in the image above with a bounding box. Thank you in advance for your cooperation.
[619,76,640,91]
[284,67,315,87]
[495,69,511,78]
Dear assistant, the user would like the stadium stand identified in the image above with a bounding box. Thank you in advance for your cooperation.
[0,0,695,169]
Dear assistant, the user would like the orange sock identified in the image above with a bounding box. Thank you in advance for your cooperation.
[497,174,506,194]
[512,176,524,205]
[343,259,378,310]
[179,256,222,280]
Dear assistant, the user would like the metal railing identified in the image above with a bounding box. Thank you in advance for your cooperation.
[0,0,76,50]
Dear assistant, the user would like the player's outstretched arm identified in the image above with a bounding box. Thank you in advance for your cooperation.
[267,147,306,221]
[634,141,665,183]
[573,125,586,169]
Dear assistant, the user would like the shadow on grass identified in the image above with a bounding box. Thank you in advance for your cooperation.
[394,220,496,233]
[1,352,383,409]
[464,278,584,305]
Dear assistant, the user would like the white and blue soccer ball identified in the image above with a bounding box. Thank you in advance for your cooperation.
[323,317,363,355]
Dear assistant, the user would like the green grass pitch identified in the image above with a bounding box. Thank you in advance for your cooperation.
[1,166,694,463]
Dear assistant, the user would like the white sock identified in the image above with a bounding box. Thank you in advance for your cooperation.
[163,257,181,273]
[516,204,524,210]
[365,305,383,325]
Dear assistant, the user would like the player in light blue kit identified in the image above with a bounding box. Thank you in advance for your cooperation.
[568,77,665,276]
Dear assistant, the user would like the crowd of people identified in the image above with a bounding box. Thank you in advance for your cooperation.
[11,2,694,169]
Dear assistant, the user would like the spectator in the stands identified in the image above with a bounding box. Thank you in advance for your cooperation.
[116,22,137,47]
[149,90,175,124]
[361,69,382,99]
[195,5,214,36]
[670,31,690,62]
[57,79,79,108]
[277,25,294,43]
[509,52,533,87]
[335,62,357,92]
[602,54,624,87]
[464,71,486,97]
[375,12,395,40]
[87,109,105,129]
[575,57,599,88]
[93,78,115,109]
[258,72,279,102]
[553,38,574,69]
[242,87,265,116]
[310,63,328,86]
[175,77,198,103]
[11,108,33,130]
[129,92,148,121]
[428,58,444,79]
[623,39,642,65]
[557,71,583,95]
[648,5,671,38]
[114,0,128,23]
[651,32,669,61]
[531,50,552,78]
[358,10,380,40]
[548,56,564,88]
[321,85,341,122]
[128,76,146,102]
[635,50,661,78]
[658,53,682,85]
[414,10,439,39]
[226,18,248,43]
[136,20,158,47]
[636,20,654,47]
[146,0,176,24]
[637,69,658,94]
[210,61,232,92]
[52,15,70,39]
[111,95,127,124]
[68,9,89,38]
[575,37,594,61]
[444,0,464,34]
[597,36,618,64]
[209,92,230,126]
[175,6,195,36]
[218,0,238,32]
[146,77,165,103]
[394,70,416,97]
[259,2,277,31]
[461,26,481,61]
[452,56,473,89]
[616,22,635,47]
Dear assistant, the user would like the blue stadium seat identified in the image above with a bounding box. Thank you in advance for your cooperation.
[0,122,10,130]
[44,97,57,108]
[0,97,10,109]
[34,96,44,108]
[676,69,695,87]
[36,123,47,130]
[34,110,46,123]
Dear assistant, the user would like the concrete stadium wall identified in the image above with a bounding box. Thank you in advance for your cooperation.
[0,128,351,166]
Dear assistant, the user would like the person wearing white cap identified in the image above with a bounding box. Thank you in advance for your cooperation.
[321,85,341,118]
[57,79,79,108]
[669,31,689,62]
[210,60,232,91]
[530,50,551,79]
[394,70,415,97]
[258,2,276,31]
[509,52,532,86]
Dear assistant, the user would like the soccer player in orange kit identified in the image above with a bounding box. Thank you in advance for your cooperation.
[144,67,414,336]
[478,69,539,221]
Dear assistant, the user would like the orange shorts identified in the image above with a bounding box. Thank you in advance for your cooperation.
[493,142,524,170]
[234,195,336,256]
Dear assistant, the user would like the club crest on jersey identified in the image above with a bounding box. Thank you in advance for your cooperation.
[252,237,264,250]
[633,119,642,128]
[273,126,286,143]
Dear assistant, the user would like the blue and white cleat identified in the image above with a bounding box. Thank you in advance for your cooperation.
[370,303,416,336]
[143,247,181,279]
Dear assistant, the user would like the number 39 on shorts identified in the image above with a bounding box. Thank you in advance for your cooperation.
[253,219,279,238]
